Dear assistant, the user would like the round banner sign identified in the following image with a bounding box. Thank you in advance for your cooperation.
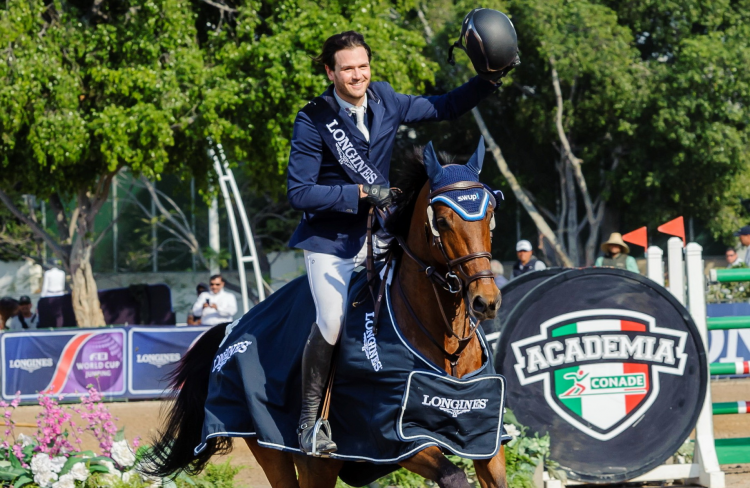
[496,268,707,483]
[482,268,567,335]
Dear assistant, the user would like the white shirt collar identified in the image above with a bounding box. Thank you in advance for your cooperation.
[333,88,367,114]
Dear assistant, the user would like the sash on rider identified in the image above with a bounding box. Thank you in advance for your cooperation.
[301,98,388,187]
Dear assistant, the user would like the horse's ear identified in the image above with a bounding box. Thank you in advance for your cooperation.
[423,141,443,183]
[466,136,486,175]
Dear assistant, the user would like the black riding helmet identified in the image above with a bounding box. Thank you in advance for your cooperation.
[448,8,520,82]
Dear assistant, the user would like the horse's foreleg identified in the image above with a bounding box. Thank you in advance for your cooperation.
[294,454,343,488]
[244,438,300,488]
[474,446,507,488]
[398,446,472,488]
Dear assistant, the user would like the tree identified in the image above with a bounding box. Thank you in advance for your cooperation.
[0,0,210,326]
[0,0,441,325]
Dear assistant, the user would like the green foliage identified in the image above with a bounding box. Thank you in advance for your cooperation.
[174,459,243,488]
[196,0,438,196]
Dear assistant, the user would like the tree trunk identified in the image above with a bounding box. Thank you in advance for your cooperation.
[70,234,106,327]
[472,108,574,267]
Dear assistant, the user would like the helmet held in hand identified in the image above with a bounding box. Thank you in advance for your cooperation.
[448,8,520,83]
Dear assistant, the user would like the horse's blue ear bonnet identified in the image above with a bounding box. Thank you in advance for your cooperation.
[423,137,503,222]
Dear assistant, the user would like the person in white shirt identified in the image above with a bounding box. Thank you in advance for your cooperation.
[41,266,66,297]
[8,296,38,331]
[191,275,238,326]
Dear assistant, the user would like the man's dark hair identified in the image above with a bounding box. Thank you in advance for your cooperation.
[209,275,225,283]
[313,31,372,70]
[727,248,737,253]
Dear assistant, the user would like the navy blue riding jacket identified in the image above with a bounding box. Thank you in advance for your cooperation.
[287,77,498,258]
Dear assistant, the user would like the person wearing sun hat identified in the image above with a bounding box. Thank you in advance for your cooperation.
[595,232,639,273]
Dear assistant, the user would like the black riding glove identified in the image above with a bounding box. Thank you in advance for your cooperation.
[361,184,394,209]
[478,53,521,85]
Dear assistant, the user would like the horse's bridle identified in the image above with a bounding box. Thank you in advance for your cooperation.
[395,181,497,376]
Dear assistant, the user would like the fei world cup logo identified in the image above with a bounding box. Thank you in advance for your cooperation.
[511,309,688,441]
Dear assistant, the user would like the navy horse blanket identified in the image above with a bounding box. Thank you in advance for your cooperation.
[197,266,509,485]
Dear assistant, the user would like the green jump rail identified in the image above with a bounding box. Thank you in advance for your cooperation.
[707,316,750,330]
[710,361,750,375]
[709,267,750,283]
[713,401,750,415]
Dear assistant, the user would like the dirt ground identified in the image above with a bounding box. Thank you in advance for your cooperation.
[9,379,750,487]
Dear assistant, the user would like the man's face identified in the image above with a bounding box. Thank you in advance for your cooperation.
[609,244,623,255]
[209,279,224,293]
[741,234,750,247]
[325,47,370,105]
[726,250,738,264]
[19,303,31,316]
[517,250,532,265]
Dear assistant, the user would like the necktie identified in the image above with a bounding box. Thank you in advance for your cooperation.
[352,106,370,142]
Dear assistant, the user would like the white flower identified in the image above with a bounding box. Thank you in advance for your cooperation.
[31,453,53,475]
[69,461,89,481]
[504,423,521,438]
[17,433,35,447]
[52,473,75,488]
[33,470,58,488]
[50,456,67,473]
[111,440,136,467]
[101,460,120,476]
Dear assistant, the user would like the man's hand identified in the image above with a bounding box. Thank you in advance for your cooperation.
[359,184,394,209]
[202,302,209,309]
[210,303,218,309]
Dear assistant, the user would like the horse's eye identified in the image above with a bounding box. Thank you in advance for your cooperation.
[436,218,450,229]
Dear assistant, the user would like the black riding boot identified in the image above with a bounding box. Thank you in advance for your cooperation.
[298,323,338,455]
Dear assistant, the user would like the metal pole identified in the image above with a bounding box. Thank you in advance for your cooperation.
[646,246,664,286]
[208,195,220,276]
[216,143,266,302]
[112,176,118,273]
[685,242,725,488]
[209,146,249,311]
[190,178,196,272]
[41,200,47,264]
[151,194,158,272]
[667,237,685,304]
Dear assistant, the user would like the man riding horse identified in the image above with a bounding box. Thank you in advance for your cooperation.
[287,10,520,455]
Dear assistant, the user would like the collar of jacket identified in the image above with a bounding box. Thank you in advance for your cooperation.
[322,85,384,146]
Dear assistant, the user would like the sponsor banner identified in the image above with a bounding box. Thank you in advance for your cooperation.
[497,268,706,483]
[2,329,126,400]
[128,326,209,396]
[707,303,750,371]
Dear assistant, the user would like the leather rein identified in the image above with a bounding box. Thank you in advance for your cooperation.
[394,181,496,376]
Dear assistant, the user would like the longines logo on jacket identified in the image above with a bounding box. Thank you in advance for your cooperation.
[511,309,687,441]
[421,395,489,417]
[326,119,378,184]
[362,312,383,371]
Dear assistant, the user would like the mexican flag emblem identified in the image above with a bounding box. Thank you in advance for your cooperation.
[511,309,688,441]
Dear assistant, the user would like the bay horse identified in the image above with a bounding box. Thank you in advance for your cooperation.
[144,141,506,488]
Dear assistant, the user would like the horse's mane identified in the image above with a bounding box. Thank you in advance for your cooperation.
[385,146,453,255]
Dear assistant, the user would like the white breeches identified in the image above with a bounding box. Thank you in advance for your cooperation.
[304,237,388,345]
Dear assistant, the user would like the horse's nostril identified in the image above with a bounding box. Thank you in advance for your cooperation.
[472,296,488,314]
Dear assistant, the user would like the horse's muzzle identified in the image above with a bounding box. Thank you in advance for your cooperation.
[470,290,501,320]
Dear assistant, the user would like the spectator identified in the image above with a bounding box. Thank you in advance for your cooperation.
[726,248,745,268]
[491,260,509,289]
[187,283,210,325]
[191,275,238,326]
[0,297,19,331]
[595,232,639,273]
[41,263,66,297]
[511,240,546,279]
[734,226,750,267]
[8,296,38,331]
